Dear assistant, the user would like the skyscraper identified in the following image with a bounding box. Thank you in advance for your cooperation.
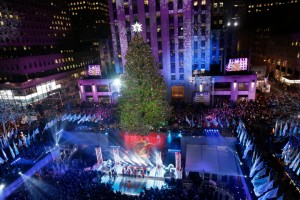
[109,0,256,103]
[0,0,99,106]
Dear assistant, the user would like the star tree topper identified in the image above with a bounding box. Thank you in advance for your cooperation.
[132,22,142,33]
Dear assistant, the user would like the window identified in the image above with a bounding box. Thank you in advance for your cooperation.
[171,63,175,73]
[171,86,184,98]
[171,75,176,80]
[97,85,109,92]
[178,0,183,9]
[84,85,92,92]
[86,96,94,102]
[179,74,184,80]
[179,67,184,73]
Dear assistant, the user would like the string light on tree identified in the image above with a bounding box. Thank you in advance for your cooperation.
[132,22,142,33]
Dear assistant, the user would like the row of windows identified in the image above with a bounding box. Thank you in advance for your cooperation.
[248,0,298,9]
[69,6,107,11]
[0,56,74,71]
[69,1,107,7]
[83,85,110,93]
[171,74,184,81]
[0,37,63,44]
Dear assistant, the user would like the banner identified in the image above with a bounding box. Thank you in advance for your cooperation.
[95,147,103,165]
[112,148,120,165]
[122,132,166,150]
[175,152,181,171]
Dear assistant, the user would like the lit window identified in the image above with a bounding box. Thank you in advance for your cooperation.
[0,21,3,26]
[201,0,206,5]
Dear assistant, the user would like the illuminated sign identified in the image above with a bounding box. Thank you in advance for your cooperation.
[88,65,101,76]
[226,58,248,71]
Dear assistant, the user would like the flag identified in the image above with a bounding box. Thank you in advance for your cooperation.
[252,175,270,188]
[243,143,253,159]
[252,148,257,163]
[13,142,19,155]
[258,187,278,200]
[191,116,195,127]
[0,138,3,149]
[252,167,266,181]
[2,149,8,161]
[44,123,49,130]
[3,135,8,146]
[185,116,191,126]
[250,157,261,177]
[232,118,236,126]
[217,117,223,128]
[78,114,87,124]
[279,121,283,136]
[282,122,288,136]
[255,161,264,172]
[0,156,4,164]
[294,126,298,134]
[212,118,218,127]
[9,145,15,159]
[226,118,230,128]
[289,152,300,169]
[27,134,31,146]
[34,128,39,135]
[86,114,92,122]
[32,131,36,142]
[277,194,284,200]
[254,180,274,197]
[297,165,300,176]
[18,138,23,147]
[274,119,278,137]
[293,157,300,171]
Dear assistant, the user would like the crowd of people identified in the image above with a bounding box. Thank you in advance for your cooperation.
[1,80,300,199]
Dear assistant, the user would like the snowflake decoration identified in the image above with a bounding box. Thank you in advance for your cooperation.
[132,22,142,33]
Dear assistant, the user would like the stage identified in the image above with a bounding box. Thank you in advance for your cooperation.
[101,174,167,195]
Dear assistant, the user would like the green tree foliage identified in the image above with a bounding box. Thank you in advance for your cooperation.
[119,35,172,135]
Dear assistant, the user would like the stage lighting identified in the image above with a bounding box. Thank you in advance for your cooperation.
[18,172,22,175]
[56,143,59,146]
[105,132,108,135]
[0,184,4,189]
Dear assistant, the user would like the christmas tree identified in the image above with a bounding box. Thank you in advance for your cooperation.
[119,32,171,135]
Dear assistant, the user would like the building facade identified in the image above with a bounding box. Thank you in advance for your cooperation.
[78,78,120,103]
[109,0,256,103]
[0,0,98,106]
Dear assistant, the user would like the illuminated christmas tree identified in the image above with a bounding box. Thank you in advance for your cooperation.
[119,23,171,135]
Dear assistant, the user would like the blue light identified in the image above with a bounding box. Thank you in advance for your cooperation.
[178,133,182,138]
[167,132,172,143]
[105,132,108,135]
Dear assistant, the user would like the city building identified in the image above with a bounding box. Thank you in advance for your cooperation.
[241,0,300,85]
[0,0,99,106]
[78,64,121,103]
[66,0,110,56]
[109,0,257,103]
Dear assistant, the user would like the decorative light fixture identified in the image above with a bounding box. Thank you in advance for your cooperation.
[132,22,142,33]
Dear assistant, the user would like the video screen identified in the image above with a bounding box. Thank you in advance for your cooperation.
[88,65,101,76]
[226,58,248,71]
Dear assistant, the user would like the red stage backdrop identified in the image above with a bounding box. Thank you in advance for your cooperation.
[122,132,166,150]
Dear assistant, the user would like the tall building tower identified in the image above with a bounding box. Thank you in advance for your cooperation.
[0,0,87,106]
[109,0,257,103]
[109,0,213,102]
[242,0,300,81]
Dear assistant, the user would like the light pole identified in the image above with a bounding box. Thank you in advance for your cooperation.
[211,78,215,107]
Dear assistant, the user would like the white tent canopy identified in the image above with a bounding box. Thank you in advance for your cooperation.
[185,144,242,176]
